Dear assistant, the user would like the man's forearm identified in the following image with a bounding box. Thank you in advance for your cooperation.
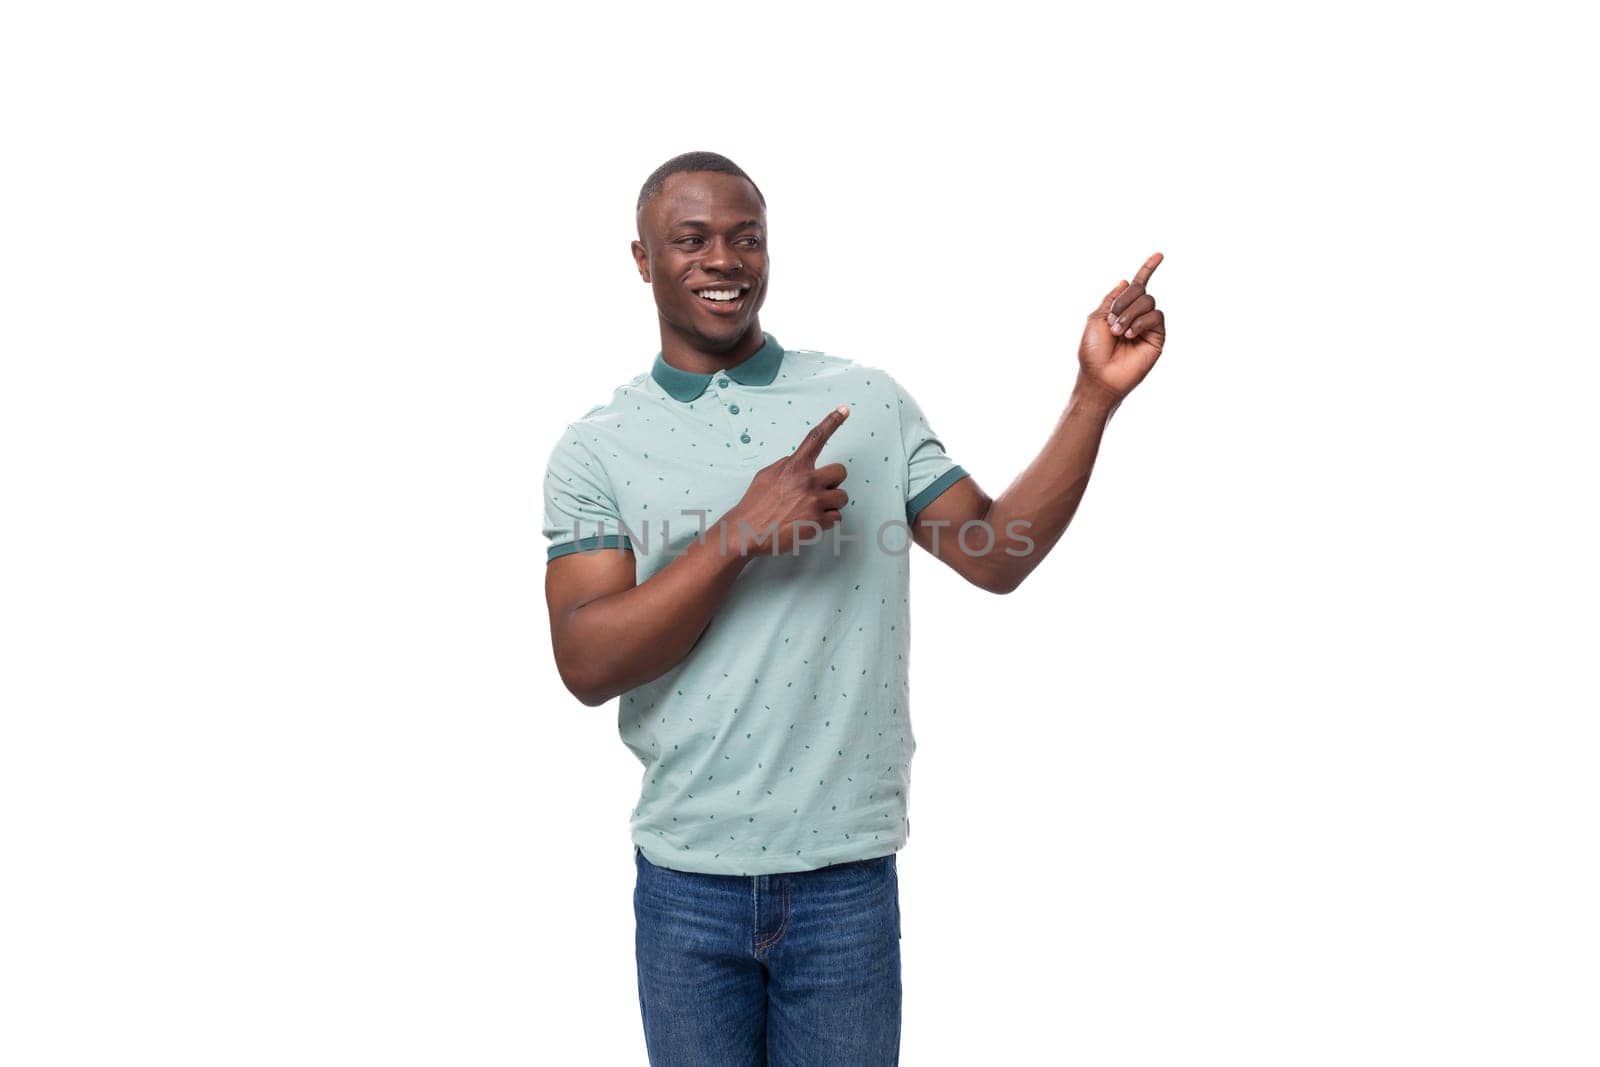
[551,406,855,705]
[979,374,1121,588]
[553,517,753,705]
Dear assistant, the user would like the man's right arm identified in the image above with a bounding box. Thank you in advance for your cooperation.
[544,405,852,707]
[545,521,751,707]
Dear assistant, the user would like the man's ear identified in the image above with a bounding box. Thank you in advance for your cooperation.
[630,240,651,283]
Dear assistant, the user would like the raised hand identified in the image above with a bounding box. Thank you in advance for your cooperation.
[724,405,852,556]
[1079,252,1168,400]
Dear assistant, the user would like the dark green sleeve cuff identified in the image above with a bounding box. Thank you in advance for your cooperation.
[906,465,969,524]
[547,534,633,562]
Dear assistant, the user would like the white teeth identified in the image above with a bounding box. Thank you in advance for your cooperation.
[698,289,743,302]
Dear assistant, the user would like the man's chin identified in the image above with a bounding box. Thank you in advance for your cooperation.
[671,315,758,355]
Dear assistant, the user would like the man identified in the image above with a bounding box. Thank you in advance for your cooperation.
[543,150,1166,1065]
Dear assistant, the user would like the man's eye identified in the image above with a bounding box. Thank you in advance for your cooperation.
[676,237,704,247]
[736,238,761,249]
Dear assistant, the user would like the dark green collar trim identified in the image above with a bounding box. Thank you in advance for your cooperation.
[650,333,784,403]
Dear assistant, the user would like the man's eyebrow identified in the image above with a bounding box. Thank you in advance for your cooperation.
[667,218,764,232]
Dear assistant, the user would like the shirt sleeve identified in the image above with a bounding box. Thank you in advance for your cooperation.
[891,374,968,524]
[542,425,633,562]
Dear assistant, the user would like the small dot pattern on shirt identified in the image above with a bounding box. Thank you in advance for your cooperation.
[542,341,964,876]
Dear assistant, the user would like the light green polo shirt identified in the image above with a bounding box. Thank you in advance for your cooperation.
[542,332,967,876]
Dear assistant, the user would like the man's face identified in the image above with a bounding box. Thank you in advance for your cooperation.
[632,171,768,355]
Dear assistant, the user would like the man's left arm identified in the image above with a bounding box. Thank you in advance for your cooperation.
[913,252,1168,593]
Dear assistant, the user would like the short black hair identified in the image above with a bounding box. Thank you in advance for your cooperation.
[636,151,765,216]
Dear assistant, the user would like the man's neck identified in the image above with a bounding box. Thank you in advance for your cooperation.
[658,321,765,375]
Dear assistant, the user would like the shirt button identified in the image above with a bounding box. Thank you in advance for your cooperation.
[728,404,740,415]
[717,378,730,388]
[739,433,751,444]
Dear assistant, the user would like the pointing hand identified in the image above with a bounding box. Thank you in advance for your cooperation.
[725,405,851,557]
[1079,252,1168,400]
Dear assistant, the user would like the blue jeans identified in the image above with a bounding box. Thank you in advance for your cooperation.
[633,846,902,1066]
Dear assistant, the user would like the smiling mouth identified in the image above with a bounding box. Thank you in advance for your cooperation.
[694,285,750,309]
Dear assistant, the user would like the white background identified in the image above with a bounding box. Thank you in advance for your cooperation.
[3,2,1596,1064]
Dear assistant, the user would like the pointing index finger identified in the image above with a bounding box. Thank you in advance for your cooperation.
[793,404,850,467]
[1130,251,1164,289]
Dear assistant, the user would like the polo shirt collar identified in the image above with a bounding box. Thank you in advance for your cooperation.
[650,332,784,403]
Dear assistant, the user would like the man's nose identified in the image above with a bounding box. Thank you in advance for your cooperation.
[700,239,742,274]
